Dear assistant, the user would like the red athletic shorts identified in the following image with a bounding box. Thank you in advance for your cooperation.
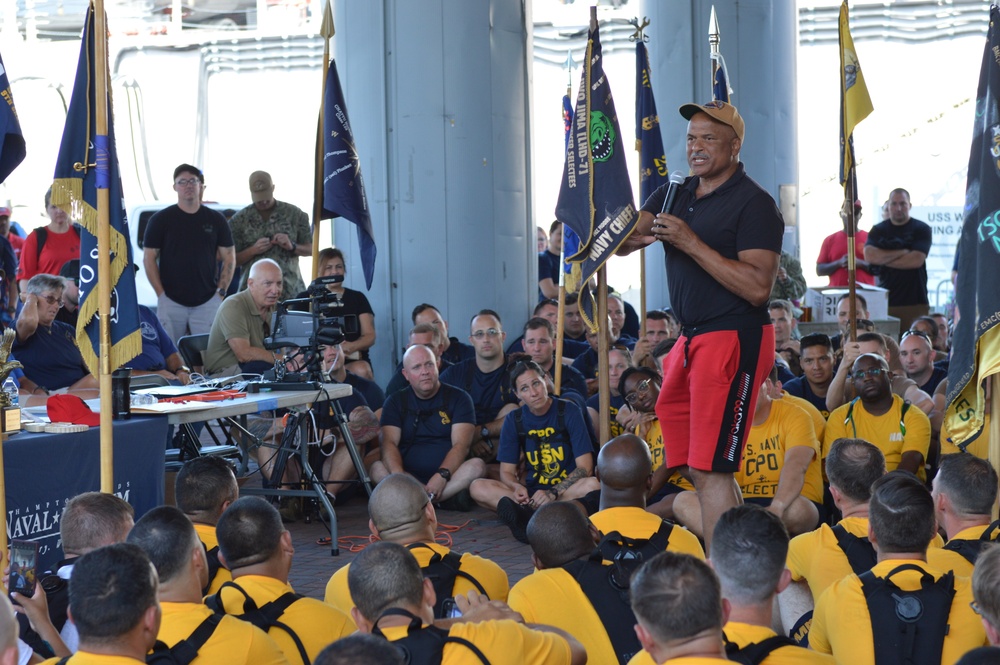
[655,324,774,473]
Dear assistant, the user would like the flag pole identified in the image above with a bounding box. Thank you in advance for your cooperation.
[554,50,574,397]
[94,0,114,493]
[630,17,650,339]
[312,0,334,280]
[845,174,857,342]
[590,6,610,445]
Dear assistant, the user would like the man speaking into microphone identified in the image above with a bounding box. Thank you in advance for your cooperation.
[618,101,784,553]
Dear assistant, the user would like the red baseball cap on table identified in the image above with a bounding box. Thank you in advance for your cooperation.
[46,394,101,427]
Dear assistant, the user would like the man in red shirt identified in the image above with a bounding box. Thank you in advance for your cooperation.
[815,200,874,286]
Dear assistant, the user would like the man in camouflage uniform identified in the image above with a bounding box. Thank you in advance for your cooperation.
[230,170,312,300]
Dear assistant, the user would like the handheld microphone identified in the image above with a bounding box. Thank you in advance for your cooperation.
[659,171,686,215]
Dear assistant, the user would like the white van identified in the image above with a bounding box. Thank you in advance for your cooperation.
[127,201,244,309]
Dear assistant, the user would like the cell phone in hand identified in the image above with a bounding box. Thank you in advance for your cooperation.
[440,598,463,618]
[9,540,38,597]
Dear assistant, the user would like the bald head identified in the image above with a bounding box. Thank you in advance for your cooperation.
[597,434,653,495]
[368,474,433,541]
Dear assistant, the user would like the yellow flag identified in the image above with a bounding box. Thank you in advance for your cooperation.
[839,1,873,184]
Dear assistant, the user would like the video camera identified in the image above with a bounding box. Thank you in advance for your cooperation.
[262,275,359,381]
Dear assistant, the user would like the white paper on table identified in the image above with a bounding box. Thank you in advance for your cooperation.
[129,401,217,414]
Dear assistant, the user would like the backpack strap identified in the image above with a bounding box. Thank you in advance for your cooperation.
[831,523,877,575]
[597,521,674,563]
[372,608,490,665]
[35,226,47,262]
[206,581,311,665]
[202,543,223,596]
[941,519,1000,565]
[724,633,798,665]
[146,613,222,665]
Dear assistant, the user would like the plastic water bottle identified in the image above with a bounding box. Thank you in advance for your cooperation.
[3,376,18,407]
[130,393,158,407]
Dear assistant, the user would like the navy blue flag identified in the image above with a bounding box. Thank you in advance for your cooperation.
[555,19,636,329]
[712,52,731,103]
[321,59,376,290]
[945,4,1000,451]
[52,3,141,374]
[561,92,582,291]
[0,49,26,184]
[635,41,668,205]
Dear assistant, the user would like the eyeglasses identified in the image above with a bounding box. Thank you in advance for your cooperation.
[174,178,201,187]
[971,601,982,616]
[38,294,63,308]
[471,328,502,339]
[625,378,652,405]
[850,367,887,381]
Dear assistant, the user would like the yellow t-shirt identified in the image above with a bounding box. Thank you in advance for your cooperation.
[378,618,572,665]
[193,523,232,595]
[927,524,997,579]
[324,541,510,627]
[810,559,987,664]
[824,394,931,478]
[787,516,947,605]
[508,567,619,665]
[641,420,694,491]
[590,506,705,560]
[214,575,353,665]
[737,399,822,503]
[154,601,288,665]
[627,654,731,665]
[781,392,827,438]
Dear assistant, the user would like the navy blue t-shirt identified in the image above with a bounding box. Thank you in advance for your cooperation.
[782,377,830,419]
[381,383,475,482]
[440,359,518,425]
[497,398,593,491]
[13,320,89,390]
[130,305,178,371]
[538,251,561,300]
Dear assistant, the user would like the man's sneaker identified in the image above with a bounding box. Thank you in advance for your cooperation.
[497,496,532,544]
[439,488,475,512]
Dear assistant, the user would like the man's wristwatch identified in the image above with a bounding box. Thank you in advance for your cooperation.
[176,365,191,374]
[217,288,226,298]
[437,467,452,481]
[480,426,490,440]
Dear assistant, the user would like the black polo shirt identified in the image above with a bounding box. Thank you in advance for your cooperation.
[641,163,784,329]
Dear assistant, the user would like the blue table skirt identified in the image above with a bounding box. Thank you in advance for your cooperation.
[4,416,168,570]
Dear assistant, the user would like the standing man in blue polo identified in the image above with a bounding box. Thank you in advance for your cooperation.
[619,101,784,553]
[143,164,236,343]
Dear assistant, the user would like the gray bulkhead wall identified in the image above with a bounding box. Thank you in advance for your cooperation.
[638,0,798,313]
[332,0,533,383]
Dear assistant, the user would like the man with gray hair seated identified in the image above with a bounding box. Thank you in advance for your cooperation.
[13,273,96,392]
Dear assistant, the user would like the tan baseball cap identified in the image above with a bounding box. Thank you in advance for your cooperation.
[249,171,274,202]
[679,101,745,142]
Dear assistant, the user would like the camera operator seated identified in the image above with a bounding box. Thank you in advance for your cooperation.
[205,259,292,377]
[13,274,97,394]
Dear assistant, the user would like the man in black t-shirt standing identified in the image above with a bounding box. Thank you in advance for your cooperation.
[617,101,783,554]
[143,164,236,343]
[864,187,932,330]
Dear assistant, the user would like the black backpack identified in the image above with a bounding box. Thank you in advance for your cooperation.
[724,633,798,665]
[941,519,1000,565]
[859,563,956,665]
[406,543,488,619]
[372,608,490,665]
[146,614,223,665]
[561,522,673,665]
[205,581,310,664]
[831,523,878,575]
